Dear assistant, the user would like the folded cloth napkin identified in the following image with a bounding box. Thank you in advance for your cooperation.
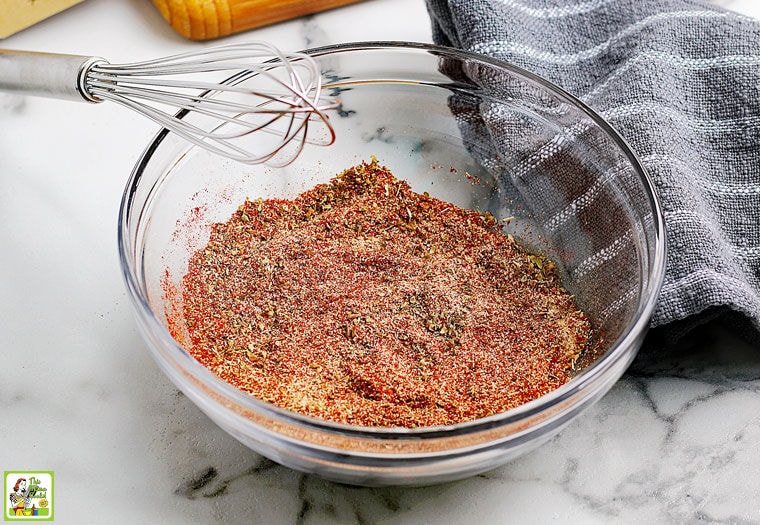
[426,0,760,342]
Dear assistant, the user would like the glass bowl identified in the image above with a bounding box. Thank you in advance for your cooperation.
[118,42,666,486]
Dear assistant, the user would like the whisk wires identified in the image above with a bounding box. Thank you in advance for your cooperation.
[83,42,338,165]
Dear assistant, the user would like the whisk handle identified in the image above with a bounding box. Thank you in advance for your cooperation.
[0,49,104,102]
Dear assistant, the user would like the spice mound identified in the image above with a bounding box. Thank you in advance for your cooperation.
[170,159,590,428]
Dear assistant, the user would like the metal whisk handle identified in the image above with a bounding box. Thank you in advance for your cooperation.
[0,49,104,102]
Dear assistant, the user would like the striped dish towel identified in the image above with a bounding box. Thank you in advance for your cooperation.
[426,0,760,341]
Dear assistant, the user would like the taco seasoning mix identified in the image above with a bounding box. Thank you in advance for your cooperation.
[166,158,590,428]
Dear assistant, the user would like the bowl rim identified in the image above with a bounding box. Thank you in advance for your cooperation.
[118,40,667,443]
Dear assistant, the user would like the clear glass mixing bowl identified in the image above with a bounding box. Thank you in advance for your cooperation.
[119,42,666,486]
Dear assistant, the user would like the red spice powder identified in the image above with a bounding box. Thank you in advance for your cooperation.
[168,158,590,428]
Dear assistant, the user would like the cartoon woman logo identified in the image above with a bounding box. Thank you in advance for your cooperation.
[9,478,35,516]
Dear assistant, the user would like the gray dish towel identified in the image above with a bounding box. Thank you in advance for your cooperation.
[426,0,760,342]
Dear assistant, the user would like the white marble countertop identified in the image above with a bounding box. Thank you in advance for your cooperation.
[2,0,760,523]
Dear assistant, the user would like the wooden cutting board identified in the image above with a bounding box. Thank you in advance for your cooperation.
[1,0,87,38]
[152,0,367,40]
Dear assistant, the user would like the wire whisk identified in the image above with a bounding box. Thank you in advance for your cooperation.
[0,42,338,165]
